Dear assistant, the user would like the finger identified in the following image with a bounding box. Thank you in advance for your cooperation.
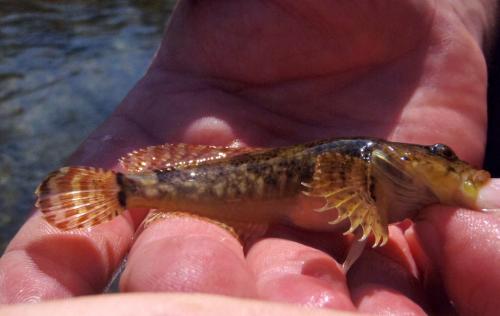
[409,185,500,315]
[348,226,428,315]
[246,238,355,311]
[0,209,146,303]
[1,293,355,316]
[120,215,257,298]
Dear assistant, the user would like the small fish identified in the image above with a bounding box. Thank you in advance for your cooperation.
[35,138,491,248]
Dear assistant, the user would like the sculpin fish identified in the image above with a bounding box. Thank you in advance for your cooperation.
[35,138,491,248]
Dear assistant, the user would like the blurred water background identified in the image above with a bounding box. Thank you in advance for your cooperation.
[0,1,174,251]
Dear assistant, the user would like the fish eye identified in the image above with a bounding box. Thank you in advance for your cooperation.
[429,143,457,160]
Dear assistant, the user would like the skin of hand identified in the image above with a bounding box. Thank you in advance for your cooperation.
[1,0,500,315]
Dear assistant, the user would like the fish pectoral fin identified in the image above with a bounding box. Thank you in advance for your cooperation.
[304,152,389,247]
[141,209,268,245]
[342,199,388,247]
[119,143,264,173]
[307,188,389,248]
[323,191,388,248]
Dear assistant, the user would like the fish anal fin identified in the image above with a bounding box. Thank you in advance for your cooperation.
[304,152,389,247]
[119,143,262,173]
[141,210,268,245]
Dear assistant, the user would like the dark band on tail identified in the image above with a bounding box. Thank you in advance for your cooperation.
[116,172,127,207]
[36,166,125,230]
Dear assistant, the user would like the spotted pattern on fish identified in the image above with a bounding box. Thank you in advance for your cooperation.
[35,138,491,248]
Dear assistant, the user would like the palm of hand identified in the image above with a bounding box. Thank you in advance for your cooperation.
[1,1,499,315]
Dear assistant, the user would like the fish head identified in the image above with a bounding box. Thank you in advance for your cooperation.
[372,142,490,210]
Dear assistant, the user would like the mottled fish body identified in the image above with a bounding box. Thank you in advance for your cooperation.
[35,138,490,247]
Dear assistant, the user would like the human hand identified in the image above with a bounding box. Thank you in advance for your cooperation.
[1,1,499,315]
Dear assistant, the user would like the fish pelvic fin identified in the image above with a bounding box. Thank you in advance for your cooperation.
[303,152,389,247]
[35,167,124,230]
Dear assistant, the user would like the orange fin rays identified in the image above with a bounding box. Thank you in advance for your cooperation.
[303,152,389,247]
[141,210,268,245]
[142,210,238,240]
[35,167,124,230]
[119,143,262,173]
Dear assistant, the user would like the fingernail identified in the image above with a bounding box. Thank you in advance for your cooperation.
[477,178,500,210]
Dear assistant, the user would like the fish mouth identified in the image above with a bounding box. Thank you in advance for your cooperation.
[373,143,492,210]
[471,170,491,186]
[460,169,492,209]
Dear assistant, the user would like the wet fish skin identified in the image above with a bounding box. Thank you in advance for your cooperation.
[35,137,491,247]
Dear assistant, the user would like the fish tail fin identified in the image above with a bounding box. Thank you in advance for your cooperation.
[35,167,125,230]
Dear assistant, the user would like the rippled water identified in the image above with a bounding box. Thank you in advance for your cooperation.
[0,1,174,250]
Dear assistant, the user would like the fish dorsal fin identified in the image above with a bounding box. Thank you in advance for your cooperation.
[119,143,261,173]
[302,152,388,247]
